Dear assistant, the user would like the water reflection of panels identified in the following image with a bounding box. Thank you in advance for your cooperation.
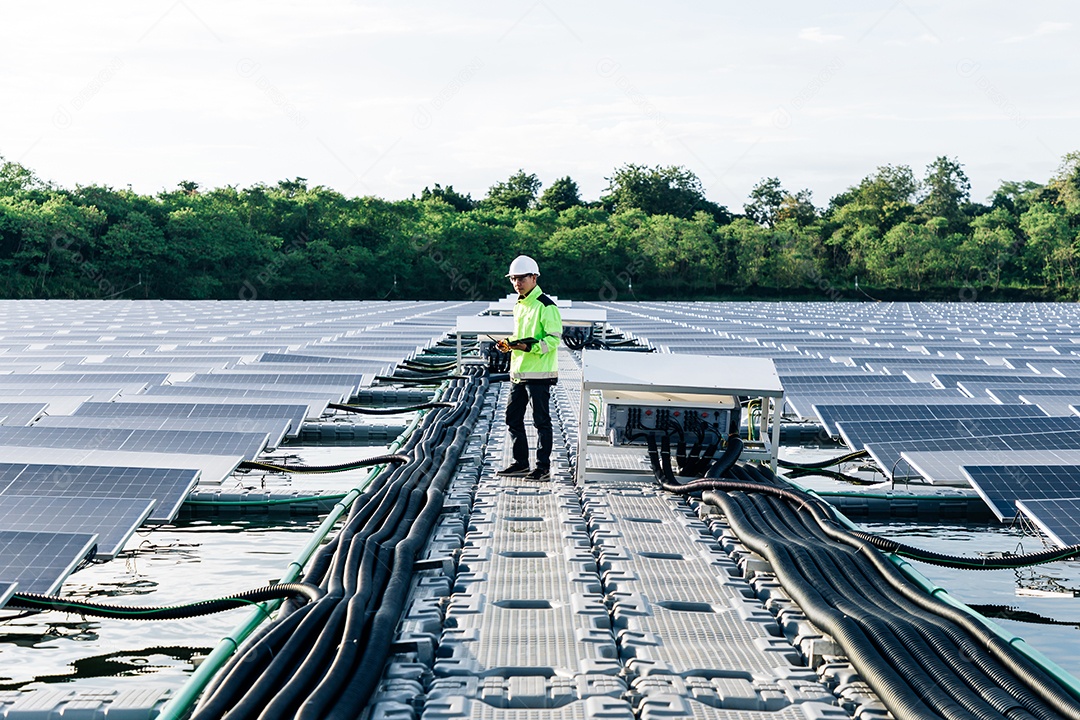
[963,464,1080,522]
[0,530,98,595]
[1016,497,1080,547]
[0,495,155,559]
[0,463,199,522]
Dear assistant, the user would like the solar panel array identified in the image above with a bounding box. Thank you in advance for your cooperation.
[0,299,482,604]
[962,464,1080,525]
[1015,497,1080,547]
[594,300,1080,544]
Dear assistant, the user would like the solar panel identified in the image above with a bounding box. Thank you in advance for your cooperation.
[0,463,200,522]
[867,431,1080,482]
[0,495,155,559]
[141,386,333,415]
[785,390,980,417]
[902,450,1080,486]
[0,427,269,460]
[812,402,1047,437]
[70,401,308,439]
[1015,497,1080,547]
[837,416,1080,451]
[0,530,98,595]
[0,447,237,486]
[34,415,291,449]
[0,373,169,385]
[0,402,49,426]
[963,465,1080,521]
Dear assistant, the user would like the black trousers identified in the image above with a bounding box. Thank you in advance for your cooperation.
[506,380,553,468]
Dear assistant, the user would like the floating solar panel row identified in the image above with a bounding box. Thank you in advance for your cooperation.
[867,431,1080,482]
[0,495,155,559]
[784,390,977,418]
[962,465,1080,524]
[71,401,308,439]
[902,450,1080,487]
[0,427,269,461]
[837,415,1080,451]
[0,463,200,522]
[1016,497,1080,547]
[35,416,292,450]
[811,402,1048,438]
[0,530,98,597]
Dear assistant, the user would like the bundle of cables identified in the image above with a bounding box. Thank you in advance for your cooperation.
[187,365,489,720]
[660,462,1080,720]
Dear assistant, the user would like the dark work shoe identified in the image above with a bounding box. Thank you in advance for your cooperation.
[497,462,530,476]
[525,466,551,481]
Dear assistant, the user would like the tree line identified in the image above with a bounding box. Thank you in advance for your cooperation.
[1,153,1078,302]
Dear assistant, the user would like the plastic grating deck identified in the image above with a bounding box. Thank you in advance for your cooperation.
[368,346,850,720]
[0,688,172,719]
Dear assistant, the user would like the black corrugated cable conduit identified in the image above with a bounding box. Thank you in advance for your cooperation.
[189,367,488,720]
[237,453,411,474]
[327,401,453,415]
[657,464,1080,719]
[6,583,324,620]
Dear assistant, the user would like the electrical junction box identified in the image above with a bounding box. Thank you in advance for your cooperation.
[577,350,784,479]
[602,390,738,447]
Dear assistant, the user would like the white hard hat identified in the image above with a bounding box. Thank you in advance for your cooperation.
[506,255,540,277]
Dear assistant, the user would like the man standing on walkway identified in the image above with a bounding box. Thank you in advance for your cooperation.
[496,255,563,481]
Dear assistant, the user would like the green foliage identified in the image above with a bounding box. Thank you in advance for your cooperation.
[602,164,730,222]
[418,183,475,212]
[1,154,1080,301]
[537,176,582,212]
[482,170,540,212]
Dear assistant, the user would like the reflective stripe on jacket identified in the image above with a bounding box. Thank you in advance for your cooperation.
[510,285,562,382]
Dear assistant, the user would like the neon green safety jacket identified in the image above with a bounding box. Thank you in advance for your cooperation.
[510,285,563,383]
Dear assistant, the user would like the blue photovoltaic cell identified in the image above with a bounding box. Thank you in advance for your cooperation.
[811,402,1047,438]
[0,495,156,559]
[1015,497,1080,547]
[837,416,1080,452]
[0,463,200,522]
[963,464,1080,521]
[0,426,269,461]
[866,432,1080,482]
[0,530,98,595]
[70,401,307,439]
[34,415,291,449]
[0,403,49,426]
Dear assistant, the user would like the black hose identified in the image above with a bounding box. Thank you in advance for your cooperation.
[667,475,1080,571]
[777,449,869,470]
[327,402,453,415]
[374,373,461,384]
[238,453,410,474]
[191,367,487,720]
[699,485,1059,719]
[682,465,1080,717]
[706,434,743,478]
[7,583,324,620]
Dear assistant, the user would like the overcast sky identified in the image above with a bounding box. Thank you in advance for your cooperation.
[1,1,1076,211]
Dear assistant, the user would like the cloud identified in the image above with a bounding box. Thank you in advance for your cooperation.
[798,27,844,43]
[1002,21,1071,44]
